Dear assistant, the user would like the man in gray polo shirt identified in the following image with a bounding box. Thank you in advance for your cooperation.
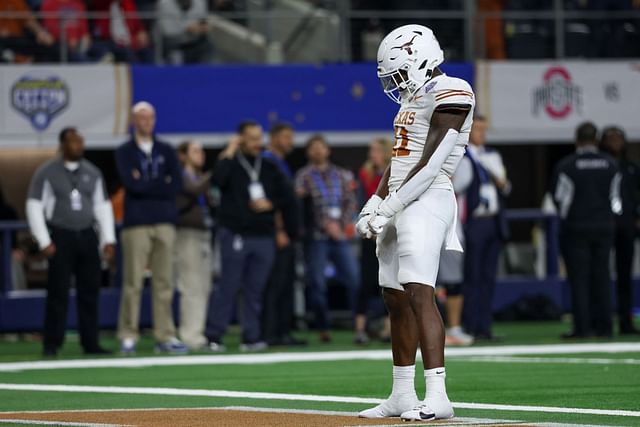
[26,127,116,357]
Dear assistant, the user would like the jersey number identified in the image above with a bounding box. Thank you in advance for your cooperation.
[393,126,410,157]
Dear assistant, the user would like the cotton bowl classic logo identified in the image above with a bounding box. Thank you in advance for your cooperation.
[533,67,582,119]
[11,74,70,131]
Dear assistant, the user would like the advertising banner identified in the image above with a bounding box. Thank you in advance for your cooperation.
[0,65,131,147]
[476,61,640,143]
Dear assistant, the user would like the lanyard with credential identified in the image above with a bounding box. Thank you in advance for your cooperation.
[237,152,262,182]
[312,168,342,207]
[65,167,83,211]
[138,151,160,181]
[65,168,79,190]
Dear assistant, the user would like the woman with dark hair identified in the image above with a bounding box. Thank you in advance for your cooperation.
[600,127,640,335]
[354,138,392,344]
[175,140,215,349]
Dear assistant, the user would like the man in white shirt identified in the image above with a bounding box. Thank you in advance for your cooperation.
[461,115,510,341]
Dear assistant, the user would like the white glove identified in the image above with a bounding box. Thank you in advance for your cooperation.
[356,195,382,238]
[368,192,405,235]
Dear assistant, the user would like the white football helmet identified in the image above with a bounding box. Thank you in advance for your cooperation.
[376,24,444,104]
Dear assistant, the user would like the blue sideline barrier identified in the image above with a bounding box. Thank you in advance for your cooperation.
[0,212,638,332]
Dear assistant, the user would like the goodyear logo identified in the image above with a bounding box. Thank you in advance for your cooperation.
[11,74,70,131]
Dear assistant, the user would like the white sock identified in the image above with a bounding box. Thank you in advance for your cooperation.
[391,365,415,396]
[424,367,448,400]
[447,326,462,334]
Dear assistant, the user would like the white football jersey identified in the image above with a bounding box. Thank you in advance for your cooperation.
[388,73,475,193]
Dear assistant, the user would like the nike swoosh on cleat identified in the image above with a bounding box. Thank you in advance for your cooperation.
[420,411,436,420]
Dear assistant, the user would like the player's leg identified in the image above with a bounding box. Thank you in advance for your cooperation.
[406,284,444,367]
[396,189,455,421]
[359,299,420,420]
[384,288,419,365]
[400,282,452,421]
[359,225,419,418]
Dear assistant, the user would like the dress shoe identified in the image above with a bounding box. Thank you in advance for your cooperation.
[84,346,113,355]
[280,335,307,346]
[42,347,57,358]
[379,334,391,343]
[474,333,504,342]
[319,331,332,343]
[561,331,589,339]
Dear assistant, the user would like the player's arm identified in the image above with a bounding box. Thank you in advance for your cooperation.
[368,105,470,234]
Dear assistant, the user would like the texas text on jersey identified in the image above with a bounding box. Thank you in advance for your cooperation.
[389,73,476,193]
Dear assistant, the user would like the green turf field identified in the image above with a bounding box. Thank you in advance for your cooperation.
[0,320,638,426]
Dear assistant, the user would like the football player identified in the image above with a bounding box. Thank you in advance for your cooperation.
[357,24,475,422]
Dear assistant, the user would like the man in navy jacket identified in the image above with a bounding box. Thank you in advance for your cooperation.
[115,101,186,355]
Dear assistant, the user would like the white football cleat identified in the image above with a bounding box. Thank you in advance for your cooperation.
[358,393,419,418]
[400,398,454,422]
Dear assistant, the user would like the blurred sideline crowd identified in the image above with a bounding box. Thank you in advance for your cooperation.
[1,0,640,65]
[0,101,638,357]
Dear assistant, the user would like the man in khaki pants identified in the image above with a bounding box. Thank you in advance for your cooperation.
[115,101,186,355]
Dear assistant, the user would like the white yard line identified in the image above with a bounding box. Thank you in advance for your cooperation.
[0,383,637,419]
[458,356,640,365]
[0,343,639,372]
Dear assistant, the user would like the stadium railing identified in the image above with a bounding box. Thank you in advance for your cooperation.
[1,4,639,64]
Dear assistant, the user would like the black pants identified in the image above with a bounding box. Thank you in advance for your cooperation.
[44,227,102,352]
[262,244,296,342]
[462,216,502,337]
[560,228,614,337]
[356,238,380,315]
[614,225,635,331]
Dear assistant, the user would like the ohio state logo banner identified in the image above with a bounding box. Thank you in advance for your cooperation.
[476,61,640,143]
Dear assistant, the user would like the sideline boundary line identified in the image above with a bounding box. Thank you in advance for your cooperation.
[0,383,638,418]
[0,343,639,372]
[0,420,124,426]
[457,356,640,365]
